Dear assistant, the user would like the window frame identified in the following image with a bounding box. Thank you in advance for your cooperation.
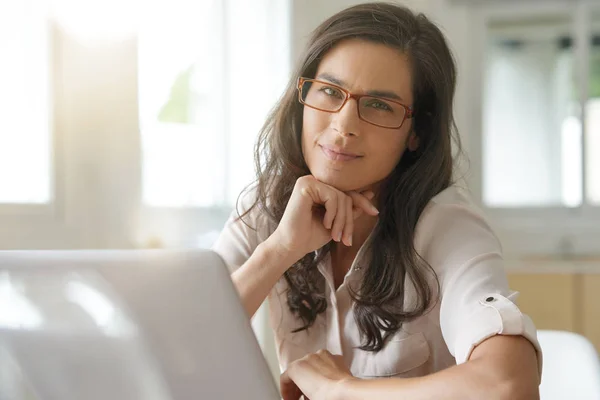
[0,2,55,215]
[0,12,76,248]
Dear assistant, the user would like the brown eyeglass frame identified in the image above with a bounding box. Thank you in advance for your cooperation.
[296,77,414,129]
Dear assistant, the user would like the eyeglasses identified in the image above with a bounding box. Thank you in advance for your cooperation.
[296,77,414,129]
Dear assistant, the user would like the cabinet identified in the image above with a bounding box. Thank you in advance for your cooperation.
[507,268,600,353]
[507,274,577,331]
[582,275,600,353]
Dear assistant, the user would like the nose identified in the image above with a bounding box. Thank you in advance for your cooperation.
[331,98,361,137]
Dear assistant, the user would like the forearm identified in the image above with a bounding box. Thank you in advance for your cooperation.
[231,237,299,317]
[338,359,510,400]
[337,336,539,400]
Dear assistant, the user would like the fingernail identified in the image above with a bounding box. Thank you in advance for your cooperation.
[348,235,353,246]
[371,205,379,214]
[337,232,342,242]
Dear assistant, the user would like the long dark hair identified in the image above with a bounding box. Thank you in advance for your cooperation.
[240,2,461,352]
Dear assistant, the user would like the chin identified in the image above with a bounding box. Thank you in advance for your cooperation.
[311,168,365,192]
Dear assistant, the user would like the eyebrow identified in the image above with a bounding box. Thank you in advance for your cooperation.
[315,73,405,102]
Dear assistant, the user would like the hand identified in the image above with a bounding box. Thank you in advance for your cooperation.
[280,349,357,400]
[268,175,379,262]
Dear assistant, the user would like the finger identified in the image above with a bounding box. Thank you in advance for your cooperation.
[331,193,346,242]
[317,349,338,366]
[352,191,374,220]
[316,185,338,230]
[348,191,379,217]
[347,191,365,220]
[302,183,337,229]
[351,203,365,220]
[330,353,347,369]
[342,196,353,246]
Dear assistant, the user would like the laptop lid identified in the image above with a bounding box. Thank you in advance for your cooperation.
[0,249,280,400]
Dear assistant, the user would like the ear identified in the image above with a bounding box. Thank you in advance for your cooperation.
[407,131,419,152]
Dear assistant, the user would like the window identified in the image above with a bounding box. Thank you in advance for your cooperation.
[469,1,599,256]
[0,1,144,250]
[139,0,290,208]
[0,1,51,204]
[483,12,599,208]
[483,15,577,207]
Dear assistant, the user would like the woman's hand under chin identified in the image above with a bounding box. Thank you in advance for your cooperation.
[268,175,379,263]
[280,349,358,400]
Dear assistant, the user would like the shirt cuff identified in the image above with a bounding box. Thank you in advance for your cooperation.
[454,292,543,382]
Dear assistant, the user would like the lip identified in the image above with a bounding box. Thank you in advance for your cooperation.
[319,144,362,162]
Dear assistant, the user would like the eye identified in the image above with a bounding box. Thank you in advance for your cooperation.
[365,99,393,112]
[319,86,344,99]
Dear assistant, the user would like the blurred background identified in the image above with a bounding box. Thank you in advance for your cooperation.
[0,0,598,387]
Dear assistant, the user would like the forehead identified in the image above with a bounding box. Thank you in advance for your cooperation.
[315,39,413,104]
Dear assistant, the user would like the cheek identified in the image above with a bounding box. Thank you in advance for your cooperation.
[303,107,329,133]
[382,124,412,163]
[302,109,328,150]
[368,134,407,173]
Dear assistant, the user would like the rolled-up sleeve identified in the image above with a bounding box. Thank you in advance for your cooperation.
[415,193,543,379]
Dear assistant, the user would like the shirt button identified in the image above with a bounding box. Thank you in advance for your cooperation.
[485,296,495,302]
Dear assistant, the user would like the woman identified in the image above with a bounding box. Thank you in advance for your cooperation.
[213,3,542,399]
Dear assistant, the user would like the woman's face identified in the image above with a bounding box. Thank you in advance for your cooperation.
[301,39,416,193]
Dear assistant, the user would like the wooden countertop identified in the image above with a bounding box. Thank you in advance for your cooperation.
[504,256,600,274]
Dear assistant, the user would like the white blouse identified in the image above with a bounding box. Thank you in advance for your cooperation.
[213,185,543,379]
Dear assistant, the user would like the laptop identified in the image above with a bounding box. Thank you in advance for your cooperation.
[0,249,280,400]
